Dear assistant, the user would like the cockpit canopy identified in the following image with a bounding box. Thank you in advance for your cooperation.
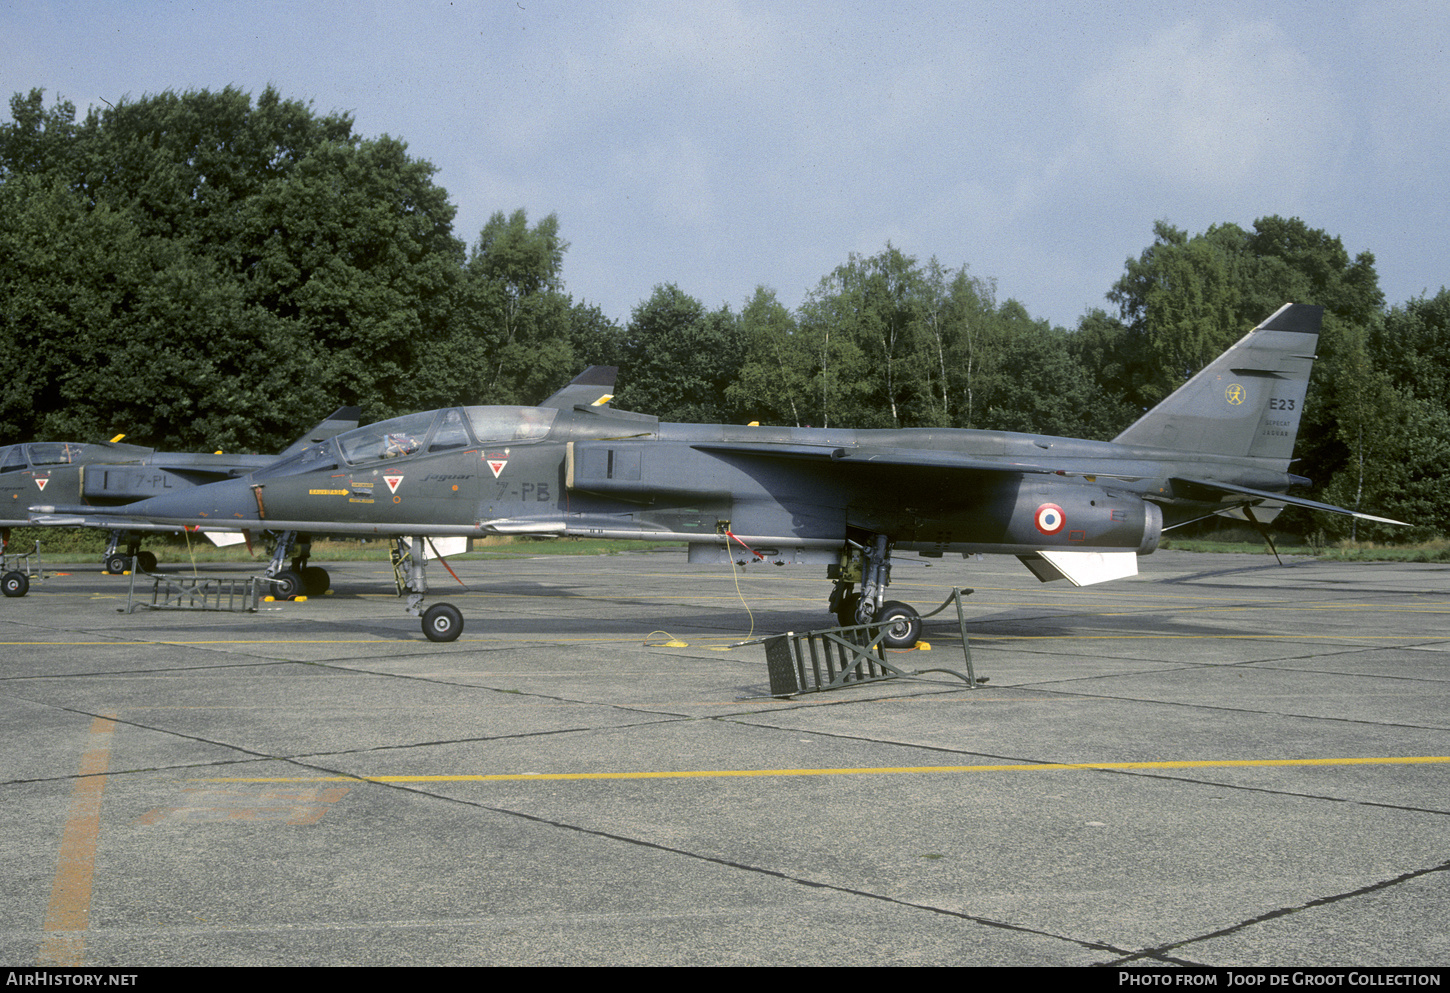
[253,406,557,479]
[0,443,93,472]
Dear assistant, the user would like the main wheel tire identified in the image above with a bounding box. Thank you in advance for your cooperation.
[422,603,464,642]
[137,550,157,572]
[874,601,922,649]
[301,566,330,596]
[1,571,28,598]
[105,553,129,574]
[270,569,304,600]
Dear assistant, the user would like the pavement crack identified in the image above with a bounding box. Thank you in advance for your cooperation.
[995,684,1450,735]
[0,659,300,682]
[298,770,1141,959]
[1099,859,1450,966]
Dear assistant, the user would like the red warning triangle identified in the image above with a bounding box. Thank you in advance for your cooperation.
[383,475,404,494]
[34,477,48,491]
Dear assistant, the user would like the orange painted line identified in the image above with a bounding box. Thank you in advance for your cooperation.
[38,714,115,967]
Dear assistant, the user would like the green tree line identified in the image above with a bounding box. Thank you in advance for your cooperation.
[3,87,1447,540]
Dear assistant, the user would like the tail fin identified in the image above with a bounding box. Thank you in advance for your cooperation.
[276,406,363,458]
[538,366,618,410]
[1112,303,1322,463]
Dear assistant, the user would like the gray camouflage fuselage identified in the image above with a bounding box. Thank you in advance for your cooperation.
[34,304,1396,573]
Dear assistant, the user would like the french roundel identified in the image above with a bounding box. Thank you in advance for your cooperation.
[1034,503,1066,535]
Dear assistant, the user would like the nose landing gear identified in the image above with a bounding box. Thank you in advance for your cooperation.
[393,536,464,642]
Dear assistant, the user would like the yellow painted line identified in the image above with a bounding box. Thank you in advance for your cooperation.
[197,755,1450,785]
[38,714,116,967]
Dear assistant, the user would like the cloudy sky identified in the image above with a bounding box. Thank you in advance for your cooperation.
[4,0,1446,330]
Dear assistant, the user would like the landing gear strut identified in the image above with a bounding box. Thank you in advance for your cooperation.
[827,533,922,649]
[261,531,330,599]
[393,536,464,642]
[103,531,157,574]
[263,530,303,599]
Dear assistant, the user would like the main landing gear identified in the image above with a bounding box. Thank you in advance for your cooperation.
[827,533,923,649]
[392,536,464,642]
[103,531,157,574]
[263,531,331,599]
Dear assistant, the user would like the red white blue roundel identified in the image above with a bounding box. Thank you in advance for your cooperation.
[1034,503,1066,535]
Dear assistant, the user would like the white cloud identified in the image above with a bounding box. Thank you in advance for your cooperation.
[618,0,783,87]
[1073,19,1342,196]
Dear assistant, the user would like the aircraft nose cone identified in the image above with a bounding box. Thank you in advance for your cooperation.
[126,478,260,525]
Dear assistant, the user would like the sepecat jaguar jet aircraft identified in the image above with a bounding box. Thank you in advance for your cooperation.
[32,305,1402,643]
[4,407,359,578]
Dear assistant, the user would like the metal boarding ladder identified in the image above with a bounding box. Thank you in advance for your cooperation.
[2,540,43,574]
[762,587,980,698]
[122,567,265,614]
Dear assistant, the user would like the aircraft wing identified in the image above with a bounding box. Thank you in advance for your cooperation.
[1168,476,1409,526]
[691,441,1059,474]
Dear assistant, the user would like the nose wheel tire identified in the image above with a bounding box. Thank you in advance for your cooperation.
[422,603,464,642]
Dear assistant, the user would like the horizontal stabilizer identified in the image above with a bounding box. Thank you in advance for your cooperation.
[1170,477,1408,526]
[1019,550,1139,586]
